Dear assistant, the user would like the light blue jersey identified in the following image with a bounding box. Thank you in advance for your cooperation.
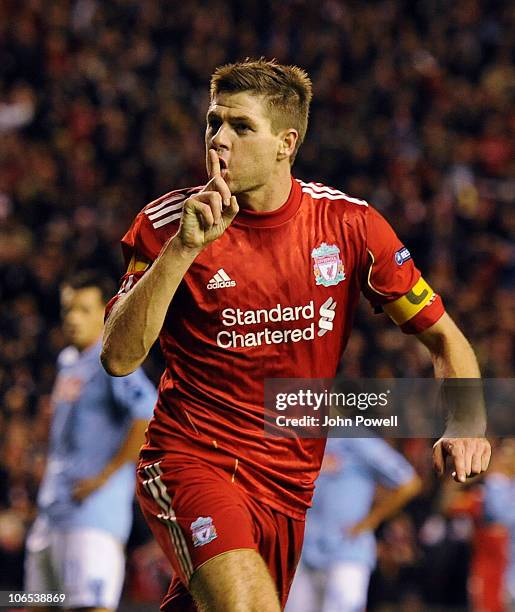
[37,340,157,543]
[302,436,415,570]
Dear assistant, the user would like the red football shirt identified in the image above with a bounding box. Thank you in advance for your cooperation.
[106,178,444,519]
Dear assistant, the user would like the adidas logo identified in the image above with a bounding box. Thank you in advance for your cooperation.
[207,269,236,290]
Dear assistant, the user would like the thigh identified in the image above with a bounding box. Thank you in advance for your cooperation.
[190,548,281,612]
[137,459,257,588]
[25,546,59,593]
[25,517,58,593]
[322,561,371,612]
[253,505,305,608]
[52,528,125,611]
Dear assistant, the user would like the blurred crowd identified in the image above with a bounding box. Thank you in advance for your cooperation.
[0,0,513,609]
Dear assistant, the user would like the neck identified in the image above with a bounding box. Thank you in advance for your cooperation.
[235,164,292,212]
[75,334,102,353]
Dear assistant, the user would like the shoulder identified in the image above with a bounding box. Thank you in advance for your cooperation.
[297,179,369,215]
[123,185,202,259]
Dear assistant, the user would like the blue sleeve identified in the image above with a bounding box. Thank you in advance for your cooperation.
[348,438,415,488]
[110,368,157,420]
[483,475,515,527]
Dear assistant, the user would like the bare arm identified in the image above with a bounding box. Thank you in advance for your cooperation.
[101,238,201,376]
[348,474,422,535]
[101,150,238,376]
[416,311,480,378]
[416,312,491,482]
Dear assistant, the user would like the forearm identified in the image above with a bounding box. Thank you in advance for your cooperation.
[365,478,421,529]
[417,314,480,378]
[431,335,480,379]
[102,236,200,376]
[98,420,148,482]
[417,313,485,436]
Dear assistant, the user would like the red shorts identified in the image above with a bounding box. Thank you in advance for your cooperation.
[136,454,305,611]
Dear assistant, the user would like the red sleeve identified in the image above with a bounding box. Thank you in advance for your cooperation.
[104,186,197,320]
[362,206,445,334]
[104,212,158,320]
[362,206,419,304]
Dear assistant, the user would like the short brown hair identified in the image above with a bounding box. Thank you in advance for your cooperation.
[210,58,312,164]
[62,270,116,305]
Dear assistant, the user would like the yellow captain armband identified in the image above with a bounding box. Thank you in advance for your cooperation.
[383,277,435,325]
[127,255,150,274]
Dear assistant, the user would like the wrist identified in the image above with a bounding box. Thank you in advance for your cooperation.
[167,235,203,260]
[365,516,379,531]
[443,421,487,438]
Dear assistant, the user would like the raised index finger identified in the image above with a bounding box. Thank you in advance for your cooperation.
[207,149,221,179]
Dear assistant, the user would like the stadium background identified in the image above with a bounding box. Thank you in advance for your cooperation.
[0,0,513,610]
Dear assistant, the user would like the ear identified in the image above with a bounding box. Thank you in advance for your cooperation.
[277,129,299,162]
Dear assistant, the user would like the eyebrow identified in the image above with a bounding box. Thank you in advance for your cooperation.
[206,111,257,126]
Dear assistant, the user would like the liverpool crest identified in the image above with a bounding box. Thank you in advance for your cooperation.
[311,243,345,287]
[191,516,217,547]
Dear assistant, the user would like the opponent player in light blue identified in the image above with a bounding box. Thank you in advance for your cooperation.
[286,436,421,612]
[25,271,157,612]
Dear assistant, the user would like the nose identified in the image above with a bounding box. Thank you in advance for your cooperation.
[210,123,230,150]
[64,310,80,327]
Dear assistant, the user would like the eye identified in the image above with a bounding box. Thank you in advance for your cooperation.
[234,124,250,134]
[207,117,221,131]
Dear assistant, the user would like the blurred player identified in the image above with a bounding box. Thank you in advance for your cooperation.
[101,59,491,611]
[286,436,421,612]
[482,439,515,610]
[25,271,157,612]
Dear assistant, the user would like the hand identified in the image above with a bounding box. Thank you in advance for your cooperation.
[347,517,375,537]
[433,437,491,483]
[177,149,238,251]
[72,474,107,502]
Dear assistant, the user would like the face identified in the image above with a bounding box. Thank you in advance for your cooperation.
[61,286,105,351]
[205,92,289,194]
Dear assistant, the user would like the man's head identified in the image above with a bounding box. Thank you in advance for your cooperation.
[206,59,312,194]
[60,271,115,351]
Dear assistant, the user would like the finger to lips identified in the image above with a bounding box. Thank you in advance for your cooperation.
[208,148,221,178]
[208,149,231,207]
[209,192,222,224]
